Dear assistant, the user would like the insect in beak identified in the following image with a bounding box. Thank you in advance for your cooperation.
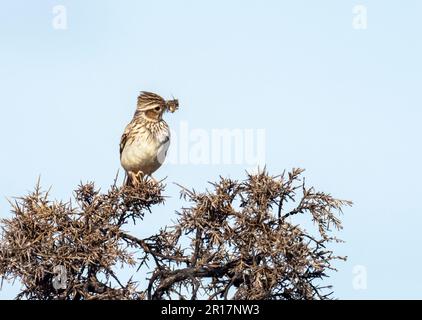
[166,96,179,113]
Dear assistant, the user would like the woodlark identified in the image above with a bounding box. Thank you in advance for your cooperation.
[120,91,179,186]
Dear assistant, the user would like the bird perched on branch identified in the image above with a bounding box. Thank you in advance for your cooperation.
[120,91,179,186]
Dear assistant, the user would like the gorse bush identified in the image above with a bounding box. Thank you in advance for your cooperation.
[0,169,351,300]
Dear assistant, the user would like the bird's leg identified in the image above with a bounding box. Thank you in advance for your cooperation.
[126,171,138,187]
[126,171,157,187]
[134,171,145,187]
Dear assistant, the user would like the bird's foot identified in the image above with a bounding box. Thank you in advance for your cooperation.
[126,171,160,188]
[126,171,144,188]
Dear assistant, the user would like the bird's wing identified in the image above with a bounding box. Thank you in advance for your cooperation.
[119,123,132,159]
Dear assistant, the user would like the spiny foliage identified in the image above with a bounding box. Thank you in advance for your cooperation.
[0,169,351,300]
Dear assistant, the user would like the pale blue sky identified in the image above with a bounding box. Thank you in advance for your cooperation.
[1,0,421,299]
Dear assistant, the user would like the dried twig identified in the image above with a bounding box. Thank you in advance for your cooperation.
[0,169,351,300]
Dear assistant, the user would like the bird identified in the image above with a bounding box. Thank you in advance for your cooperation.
[120,91,179,186]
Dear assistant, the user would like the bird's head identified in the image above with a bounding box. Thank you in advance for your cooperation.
[135,91,179,121]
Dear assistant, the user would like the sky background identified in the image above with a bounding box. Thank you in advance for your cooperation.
[1,0,421,299]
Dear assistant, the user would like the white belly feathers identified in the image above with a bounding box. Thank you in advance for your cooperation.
[121,125,170,175]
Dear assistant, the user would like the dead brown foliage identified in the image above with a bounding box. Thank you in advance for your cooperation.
[0,169,351,300]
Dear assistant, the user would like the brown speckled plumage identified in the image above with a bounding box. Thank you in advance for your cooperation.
[120,91,178,186]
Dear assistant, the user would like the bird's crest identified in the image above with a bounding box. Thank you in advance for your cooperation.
[137,91,166,111]
[135,91,179,115]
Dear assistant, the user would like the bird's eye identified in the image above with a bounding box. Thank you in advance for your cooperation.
[155,106,161,111]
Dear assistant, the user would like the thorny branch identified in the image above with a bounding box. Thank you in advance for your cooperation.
[0,169,351,300]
